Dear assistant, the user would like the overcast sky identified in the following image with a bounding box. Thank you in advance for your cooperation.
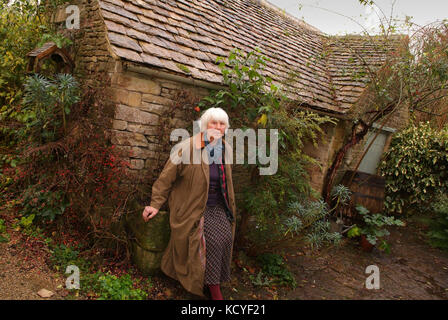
[268,0,448,35]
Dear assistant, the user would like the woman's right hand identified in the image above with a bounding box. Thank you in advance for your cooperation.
[205,128,223,145]
[142,206,159,222]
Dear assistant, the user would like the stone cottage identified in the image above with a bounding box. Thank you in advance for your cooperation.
[50,0,407,192]
[44,0,411,273]
[47,0,409,233]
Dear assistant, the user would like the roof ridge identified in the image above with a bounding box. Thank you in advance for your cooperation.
[255,0,323,34]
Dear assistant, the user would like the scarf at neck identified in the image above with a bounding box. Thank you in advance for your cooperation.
[203,131,224,164]
[202,131,234,223]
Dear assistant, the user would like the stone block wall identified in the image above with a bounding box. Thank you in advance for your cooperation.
[302,122,339,194]
[108,70,195,178]
[61,0,118,82]
[106,67,252,207]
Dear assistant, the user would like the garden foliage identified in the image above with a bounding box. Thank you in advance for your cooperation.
[0,0,72,157]
[379,122,448,214]
[49,242,150,300]
[82,272,149,300]
[0,218,8,243]
[348,205,404,253]
[2,39,133,262]
[4,70,134,258]
[255,253,296,288]
[198,49,339,253]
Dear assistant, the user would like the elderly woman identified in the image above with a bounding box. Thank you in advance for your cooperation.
[142,107,237,300]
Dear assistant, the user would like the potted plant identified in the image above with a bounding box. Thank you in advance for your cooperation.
[347,205,405,253]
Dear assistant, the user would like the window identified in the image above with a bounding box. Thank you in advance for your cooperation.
[357,125,395,175]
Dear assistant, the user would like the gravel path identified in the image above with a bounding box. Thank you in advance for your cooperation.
[1,214,447,300]
[0,230,65,300]
[281,221,448,300]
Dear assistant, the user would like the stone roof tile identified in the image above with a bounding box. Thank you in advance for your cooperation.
[104,20,126,35]
[112,46,143,63]
[99,0,138,21]
[140,42,172,58]
[101,9,133,27]
[108,32,142,52]
[140,53,165,68]
[126,28,152,43]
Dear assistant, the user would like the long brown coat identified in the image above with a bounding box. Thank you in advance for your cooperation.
[150,132,237,297]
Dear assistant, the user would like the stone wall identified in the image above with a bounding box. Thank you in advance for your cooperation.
[52,0,117,83]
[302,121,339,194]
[106,66,252,207]
[108,69,203,177]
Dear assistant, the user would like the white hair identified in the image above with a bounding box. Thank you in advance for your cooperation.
[198,107,230,133]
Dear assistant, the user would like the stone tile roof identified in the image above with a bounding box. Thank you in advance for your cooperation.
[325,35,403,111]
[98,0,400,115]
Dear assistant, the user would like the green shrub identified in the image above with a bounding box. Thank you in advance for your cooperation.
[9,73,80,222]
[82,272,149,300]
[379,122,448,214]
[0,0,70,152]
[49,243,150,300]
[348,205,405,253]
[426,194,448,251]
[0,1,43,116]
[19,73,80,143]
[17,183,69,221]
[286,199,342,250]
[256,253,296,288]
[242,153,313,245]
[50,243,90,272]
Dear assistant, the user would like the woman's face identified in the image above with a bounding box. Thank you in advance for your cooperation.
[207,118,226,135]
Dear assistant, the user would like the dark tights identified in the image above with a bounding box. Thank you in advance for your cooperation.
[208,284,223,300]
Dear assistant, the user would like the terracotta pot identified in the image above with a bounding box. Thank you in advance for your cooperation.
[360,235,374,252]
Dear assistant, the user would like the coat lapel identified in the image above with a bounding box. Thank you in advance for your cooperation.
[193,132,209,187]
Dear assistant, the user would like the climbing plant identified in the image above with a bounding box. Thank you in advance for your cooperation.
[198,49,338,254]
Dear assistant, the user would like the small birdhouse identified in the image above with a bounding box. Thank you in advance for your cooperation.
[26,42,74,74]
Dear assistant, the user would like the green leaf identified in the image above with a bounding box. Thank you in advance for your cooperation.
[347,226,361,238]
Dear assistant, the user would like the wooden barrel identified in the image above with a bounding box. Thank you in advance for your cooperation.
[336,170,385,222]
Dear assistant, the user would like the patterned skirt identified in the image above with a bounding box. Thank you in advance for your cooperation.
[203,203,233,285]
